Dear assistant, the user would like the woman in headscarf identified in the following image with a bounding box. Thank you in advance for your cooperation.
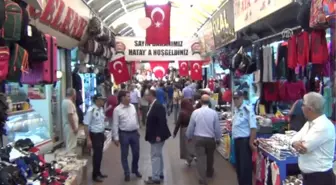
[173,99,196,165]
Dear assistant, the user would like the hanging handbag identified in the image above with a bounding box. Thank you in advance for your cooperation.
[87,17,101,36]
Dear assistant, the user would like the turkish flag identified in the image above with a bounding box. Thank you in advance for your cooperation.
[178,61,189,76]
[150,61,170,79]
[108,57,130,85]
[190,61,203,80]
[145,3,171,45]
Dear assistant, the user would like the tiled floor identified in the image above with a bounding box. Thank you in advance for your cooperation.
[86,115,238,185]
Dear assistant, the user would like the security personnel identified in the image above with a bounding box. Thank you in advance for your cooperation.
[232,90,257,185]
[84,93,108,182]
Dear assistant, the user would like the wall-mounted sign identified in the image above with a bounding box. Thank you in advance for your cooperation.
[114,37,203,61]
[211,0,236,49]
[198,22,215,55]
[234,0,294,31]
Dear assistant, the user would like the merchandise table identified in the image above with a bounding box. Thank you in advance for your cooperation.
[258,146,298,184]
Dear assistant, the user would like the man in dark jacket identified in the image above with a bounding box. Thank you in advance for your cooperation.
[144,90,171,184]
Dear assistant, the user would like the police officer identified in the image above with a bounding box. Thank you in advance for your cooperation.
[84,93,108,182]
[232,90,257,185]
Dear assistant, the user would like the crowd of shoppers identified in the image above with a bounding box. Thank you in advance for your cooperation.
[60,76,335,185]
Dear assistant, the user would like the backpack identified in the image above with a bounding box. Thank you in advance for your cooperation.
[7,43,28,82]
[0,46,9,81]
[0,0,5,30]
[19,25,48,62]
[2,0,22,41]
[13,0,29,41]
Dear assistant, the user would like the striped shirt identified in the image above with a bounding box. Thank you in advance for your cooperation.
[84,104,106,133]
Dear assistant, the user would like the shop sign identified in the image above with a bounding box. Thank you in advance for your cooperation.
[234,0,294,31]
[28,0,88,41]
[211,0,236,49]
[114,37,203,61]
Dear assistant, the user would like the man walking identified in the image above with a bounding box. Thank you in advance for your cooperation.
[112,91,142,182]
[84,94,108,182]
[62,88,79,153]
[232,90,257,185]
[186,94,221,185]
[144,90,171,184]
[291,92,335,185]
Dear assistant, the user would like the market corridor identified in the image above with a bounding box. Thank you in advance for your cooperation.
[88,115,238,185]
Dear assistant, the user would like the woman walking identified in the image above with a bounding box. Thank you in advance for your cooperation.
[140,83,150,126]
[173,99,196,165]
[173,85,182,123]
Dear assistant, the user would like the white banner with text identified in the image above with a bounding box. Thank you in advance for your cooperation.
[114,37,203,61]
[234,0,294,31]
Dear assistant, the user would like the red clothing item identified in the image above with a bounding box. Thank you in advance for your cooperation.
[105,95,118,118]
[222,90,232,102]
[279,81,306,101]
[263,82,280,101]
[297,31,309,66]
[311,30,329,64]
[287,35,298,69]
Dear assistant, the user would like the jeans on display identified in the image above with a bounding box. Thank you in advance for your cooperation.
[173,104,180,124]
[151,141,165,181]
[119,130,140,176]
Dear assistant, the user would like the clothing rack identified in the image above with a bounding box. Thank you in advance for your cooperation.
[252,26,301,44]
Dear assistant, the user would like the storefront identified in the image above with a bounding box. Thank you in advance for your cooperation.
[216,1,336,184]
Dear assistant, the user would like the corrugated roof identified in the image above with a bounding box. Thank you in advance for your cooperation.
[84,0,227,37]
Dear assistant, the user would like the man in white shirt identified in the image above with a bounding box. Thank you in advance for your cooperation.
[291,92,335,185]
[113,91,142,182]
[61,88,79,153]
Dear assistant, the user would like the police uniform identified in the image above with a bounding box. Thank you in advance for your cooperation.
[84,102,106,179]
[232,95,257,185]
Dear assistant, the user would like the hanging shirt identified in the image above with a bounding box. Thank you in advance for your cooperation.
[297,31,310,66]
[311,30,329,64]
[262,46,273,82]
[287,35,298,69]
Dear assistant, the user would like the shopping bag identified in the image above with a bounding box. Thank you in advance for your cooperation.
[310,0,336,29]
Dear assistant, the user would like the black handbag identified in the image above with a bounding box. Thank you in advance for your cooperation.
[87,17,102,36]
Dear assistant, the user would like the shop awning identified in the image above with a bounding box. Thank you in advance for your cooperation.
[84,0,227,38]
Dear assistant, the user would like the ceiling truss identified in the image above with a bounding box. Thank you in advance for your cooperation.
[85,0,224,37]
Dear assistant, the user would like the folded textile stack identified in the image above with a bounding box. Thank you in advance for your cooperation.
[55,152,88,185]
[258,133,298,159]
[283,174,303,185]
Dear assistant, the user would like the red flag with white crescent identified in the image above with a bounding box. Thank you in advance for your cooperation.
[145,3,171,44]
[178,61,189,76]
[150,61,170,79]
[108,57,130,84]
[190,61,203,80]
